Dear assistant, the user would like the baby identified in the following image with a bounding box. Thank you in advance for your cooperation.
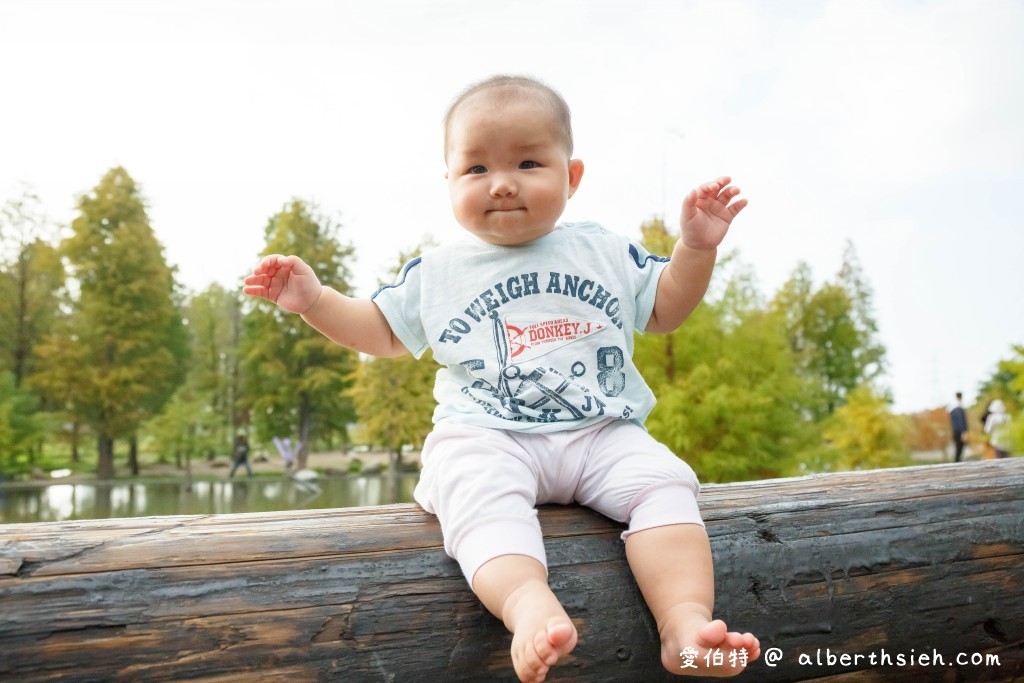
[244,75,760,681]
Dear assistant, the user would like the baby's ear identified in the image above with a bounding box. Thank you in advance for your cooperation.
[568,159,585,197]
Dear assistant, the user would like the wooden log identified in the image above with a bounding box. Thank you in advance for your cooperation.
[1,459,1023,682]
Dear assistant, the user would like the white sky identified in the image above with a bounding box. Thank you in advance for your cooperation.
[2,0,1022,414]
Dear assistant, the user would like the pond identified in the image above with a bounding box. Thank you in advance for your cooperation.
[0,474,420,524]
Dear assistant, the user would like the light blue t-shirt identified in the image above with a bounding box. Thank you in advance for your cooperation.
[372,221,670,432]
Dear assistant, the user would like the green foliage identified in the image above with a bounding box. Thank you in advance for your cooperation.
[241,200,357,466]
[980,345,1023,411]
[978,345,1024,453]
[143,384,225,464]
[348,350,436,455]
[1004,347,1024,452]
[769,244,885,418]
[0,371,51,468]
[138,284,246,464]
[0,193,65,387]
[823,385,910,470]
[0,189,65,460]
[25,323,91,463]
[639,216,677,257]
[634,221,903,481]
[637,291,818,483]
[348,242,438,458]
[30,167,187,477]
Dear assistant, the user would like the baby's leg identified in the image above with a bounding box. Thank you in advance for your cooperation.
[574,421,758,676]
[414,423,575,682]
[473,555,577,683]
[626,524,759,676]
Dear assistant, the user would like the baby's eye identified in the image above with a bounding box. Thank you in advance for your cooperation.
[468,165,487,174]
[519,160,539,169]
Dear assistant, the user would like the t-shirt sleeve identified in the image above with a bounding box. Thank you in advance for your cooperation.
[625,240,671,331]
[370,257,429,358]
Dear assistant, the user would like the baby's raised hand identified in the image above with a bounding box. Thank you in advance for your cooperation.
[243,254,323,314]
[680,176,747,251]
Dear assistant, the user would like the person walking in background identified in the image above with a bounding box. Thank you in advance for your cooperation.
[949,392,968,462]
[229,434,253,478]
[984,400,1012,459]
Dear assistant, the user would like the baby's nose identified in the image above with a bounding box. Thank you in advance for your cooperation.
[489,172,518,197]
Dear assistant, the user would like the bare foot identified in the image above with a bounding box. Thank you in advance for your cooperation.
[504,582,578,682]
[659,606,760,677]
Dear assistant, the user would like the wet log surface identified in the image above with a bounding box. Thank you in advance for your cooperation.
[1,459,1023,682]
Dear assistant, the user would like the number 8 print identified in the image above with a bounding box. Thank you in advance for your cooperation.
[596,346,625,397]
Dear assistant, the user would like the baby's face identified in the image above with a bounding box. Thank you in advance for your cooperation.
[446,94,583,246]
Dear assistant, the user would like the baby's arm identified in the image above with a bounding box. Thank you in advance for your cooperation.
[646,177,746,334]
[243,254,407,358]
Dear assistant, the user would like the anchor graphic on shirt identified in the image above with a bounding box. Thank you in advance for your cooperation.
[462,310,604,422]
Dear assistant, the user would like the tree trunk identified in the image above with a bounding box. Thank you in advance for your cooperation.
[70,420,80,463]
[96,433,115,480]
[14,251,28,387]
[229,298,242,439]
[297,393,312,471]
[127,435,140,476]
[183,449,192,493]
[387,448,403,504]
[1,460,1022,681]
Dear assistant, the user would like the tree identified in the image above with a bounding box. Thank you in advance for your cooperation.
[903,407,951,454]
[142,383,217,479]
[241,200,357,469]
[770,245,886,419]
[141,285,245,468]
[0,190,65,466]
[348,352,436,464]
[639,216,677,257]
[633,222,899,479]
[0,371,50,471]
[633,222,816,482]
[978,345,1024,453]
[977,345,1023,413]
[823,385,909,470]
[184,283,244,452]
[638,300,817,483]
[835,242,886,393]
[0,189,65,388]
[32,167,187,478]
[26,328,92,463]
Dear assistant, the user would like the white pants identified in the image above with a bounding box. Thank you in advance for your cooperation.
[414,419,703,586]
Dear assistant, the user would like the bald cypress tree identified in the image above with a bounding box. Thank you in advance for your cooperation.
[0,191,64,466]
[38,167,187,478]
[0,190,64,389]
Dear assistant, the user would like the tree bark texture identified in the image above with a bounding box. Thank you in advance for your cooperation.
[1,459,1022,681]
[96,433,114,481]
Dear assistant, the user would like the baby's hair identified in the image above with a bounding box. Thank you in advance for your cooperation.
[443,74,574,160]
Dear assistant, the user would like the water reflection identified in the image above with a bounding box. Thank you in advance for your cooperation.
[0,474,419,524]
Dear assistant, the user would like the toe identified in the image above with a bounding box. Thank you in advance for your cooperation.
[547,621,576,652]
[694,619,728,649]
[739,632,760,659]
[513,653,547,683]
[533,627,558,666]
[724,630,749,650]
